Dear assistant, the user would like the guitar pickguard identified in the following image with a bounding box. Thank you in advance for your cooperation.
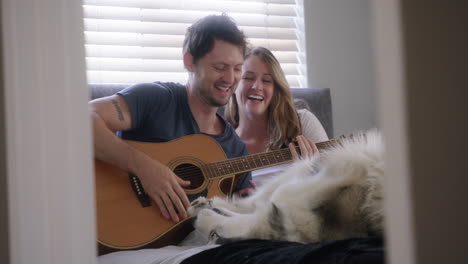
[187,189,208,202]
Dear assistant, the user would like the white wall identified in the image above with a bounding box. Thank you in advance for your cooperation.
[304,0,377,137]
[2,0,96,263]
[372,1,415,263]
[374,0,468,263]
[0,7,9,259]
[389,0,468,263]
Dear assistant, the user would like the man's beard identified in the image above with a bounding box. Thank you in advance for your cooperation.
[193,76,230,107]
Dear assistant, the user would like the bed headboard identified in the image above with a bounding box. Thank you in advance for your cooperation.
[89,84,333,138]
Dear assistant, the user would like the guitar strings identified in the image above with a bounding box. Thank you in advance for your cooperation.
[171,139,339,179]
[172,153,292,179]
[172,148,293,177]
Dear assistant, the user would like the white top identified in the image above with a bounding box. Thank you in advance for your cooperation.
[297,109,329,143]
[252,109,328,186]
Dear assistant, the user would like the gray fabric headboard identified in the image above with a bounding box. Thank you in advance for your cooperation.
[89,84,333,138]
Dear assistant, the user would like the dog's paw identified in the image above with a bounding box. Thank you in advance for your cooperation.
[208,229,221,244]
[207,229,240,245]
[188,197,213,217]
[197,215,240,245]
[193,208,225,237]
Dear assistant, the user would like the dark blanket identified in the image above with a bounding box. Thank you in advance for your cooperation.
[181,237,384,264]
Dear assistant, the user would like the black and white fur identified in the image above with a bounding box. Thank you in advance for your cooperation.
[188,130,384,244]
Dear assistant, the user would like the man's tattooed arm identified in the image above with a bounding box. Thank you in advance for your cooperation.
[111,99,124,121]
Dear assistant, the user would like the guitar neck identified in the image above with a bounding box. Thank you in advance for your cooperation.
[203,139,338,179]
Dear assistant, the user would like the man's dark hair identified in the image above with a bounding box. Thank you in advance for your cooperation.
[183,14,247,64]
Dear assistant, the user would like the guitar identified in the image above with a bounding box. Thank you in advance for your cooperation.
[95,134,338,255]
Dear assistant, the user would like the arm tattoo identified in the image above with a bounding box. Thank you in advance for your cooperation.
[111,99,124,121]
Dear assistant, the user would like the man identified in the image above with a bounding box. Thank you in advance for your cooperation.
[89,14,252,224]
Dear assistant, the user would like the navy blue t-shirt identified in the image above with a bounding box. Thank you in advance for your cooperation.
[117,82,252,191]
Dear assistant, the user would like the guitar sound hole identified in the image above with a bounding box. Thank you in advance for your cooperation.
[173,163,204,190]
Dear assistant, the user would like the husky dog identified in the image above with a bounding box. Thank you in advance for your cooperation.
[188,130,384,244]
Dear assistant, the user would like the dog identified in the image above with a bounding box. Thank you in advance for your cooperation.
[188,130,384,244]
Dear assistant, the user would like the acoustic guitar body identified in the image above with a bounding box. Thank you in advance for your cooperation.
[95,135,234,255]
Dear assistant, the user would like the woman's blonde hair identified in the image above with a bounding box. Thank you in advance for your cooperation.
[225,47,301,149]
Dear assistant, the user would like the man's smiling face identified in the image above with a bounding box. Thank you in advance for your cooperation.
[188,39,244,107]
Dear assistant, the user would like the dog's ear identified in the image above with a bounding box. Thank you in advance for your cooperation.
[312,200,339,229]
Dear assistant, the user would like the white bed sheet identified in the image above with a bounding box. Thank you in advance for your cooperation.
[98,231,218,264]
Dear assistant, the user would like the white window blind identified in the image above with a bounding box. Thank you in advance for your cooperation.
[83,0,307,88]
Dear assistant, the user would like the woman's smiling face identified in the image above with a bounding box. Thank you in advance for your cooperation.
[236,55,275,119]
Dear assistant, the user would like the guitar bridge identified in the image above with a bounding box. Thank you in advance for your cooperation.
[129,174,151,207]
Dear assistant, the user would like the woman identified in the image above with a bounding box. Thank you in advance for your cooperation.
[225,47,329,185]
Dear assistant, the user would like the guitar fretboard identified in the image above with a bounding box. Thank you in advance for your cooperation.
[202,139,338,179]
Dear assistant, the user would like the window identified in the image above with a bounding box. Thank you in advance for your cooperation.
[83,0,307,88]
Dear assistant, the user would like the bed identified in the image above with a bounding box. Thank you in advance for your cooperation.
[92,84,384,263]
